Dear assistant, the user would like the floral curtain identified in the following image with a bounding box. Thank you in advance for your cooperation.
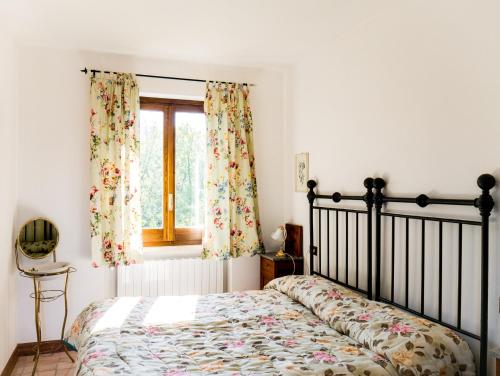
[202,82,264,259]
[89,73,142,267]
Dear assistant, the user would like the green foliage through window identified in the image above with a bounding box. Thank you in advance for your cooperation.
[175,112,206,227]
[140,110,163,229]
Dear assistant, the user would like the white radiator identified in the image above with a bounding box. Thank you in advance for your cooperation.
[117,258,225,297]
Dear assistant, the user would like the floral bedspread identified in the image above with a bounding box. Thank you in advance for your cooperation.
[67,275,475,375]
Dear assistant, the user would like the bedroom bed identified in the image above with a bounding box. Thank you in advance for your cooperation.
[67,275,475,375]
[67,174,494,375]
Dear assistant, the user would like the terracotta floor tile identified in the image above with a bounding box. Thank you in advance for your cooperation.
[11,366,24,375]
[55,369,74,376]
[56,361,74,370]
[39,353,55,359]
[11,351,76,376]
[33,359,56,371]
[61,351,75,358]
[36,371,56,376]
[17,356,34,364]
[57,354,75,363]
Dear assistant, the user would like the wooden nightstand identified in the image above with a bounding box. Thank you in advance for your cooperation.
[260,252,303,289]
[492,347,500,376]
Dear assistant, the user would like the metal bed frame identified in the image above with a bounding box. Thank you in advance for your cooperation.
[306,174,495,375]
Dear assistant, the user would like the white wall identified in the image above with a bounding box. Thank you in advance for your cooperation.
[15,45,285,342]
[285,0,500,371]
[0,32,19,368]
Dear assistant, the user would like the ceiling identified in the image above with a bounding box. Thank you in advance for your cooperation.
[0,0,396,68]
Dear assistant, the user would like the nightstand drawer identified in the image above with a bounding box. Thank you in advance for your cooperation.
[260,253,303,289]
[260,257,275,289]
[275,260,295,275]
[261,257,275,276]
[261,275,274,289]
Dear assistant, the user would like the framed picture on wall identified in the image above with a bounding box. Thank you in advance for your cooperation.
[295,153,309,192]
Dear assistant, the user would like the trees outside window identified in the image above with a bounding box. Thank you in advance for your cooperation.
[140,97,205,246]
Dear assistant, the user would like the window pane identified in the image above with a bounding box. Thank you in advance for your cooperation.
[140,110,163,229]
[175,112,206,227]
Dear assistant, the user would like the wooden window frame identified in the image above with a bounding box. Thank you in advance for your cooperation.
[140,97,204,247]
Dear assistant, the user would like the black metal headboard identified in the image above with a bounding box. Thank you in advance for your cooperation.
[306,174,495,375]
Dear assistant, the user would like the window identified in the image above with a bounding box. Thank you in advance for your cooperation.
[140,97,205,246]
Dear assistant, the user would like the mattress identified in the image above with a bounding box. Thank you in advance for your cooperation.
[66,275,475,375]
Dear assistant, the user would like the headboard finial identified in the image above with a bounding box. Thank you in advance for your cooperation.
[363,177,374,189]
[307,180,317,204]
[477,174,495,191]
[307,180,317,189]
[363,177,375,207]
[475,174,495,217]
[373,178,386,190]
[373,178,386,210]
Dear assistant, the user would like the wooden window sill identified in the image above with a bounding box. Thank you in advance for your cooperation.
[143,239,201,247]
[143,227,203,247]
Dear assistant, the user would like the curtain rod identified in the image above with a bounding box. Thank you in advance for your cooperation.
[80,67,254,86]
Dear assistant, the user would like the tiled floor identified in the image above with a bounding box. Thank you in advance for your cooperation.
[11,351,77,376]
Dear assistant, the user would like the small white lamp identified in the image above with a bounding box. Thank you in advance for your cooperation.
[271,225,287,258]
